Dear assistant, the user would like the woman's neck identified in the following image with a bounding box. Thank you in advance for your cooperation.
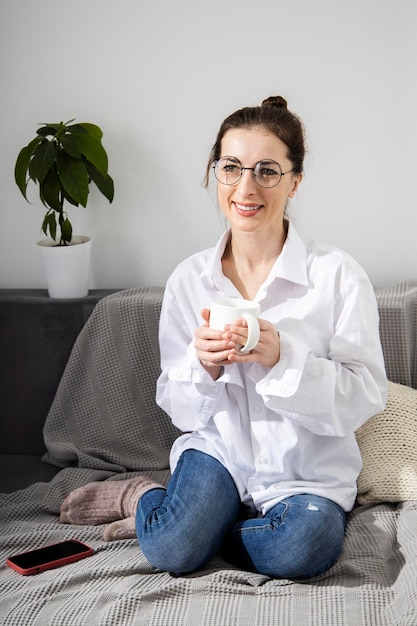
[222,222,288,300]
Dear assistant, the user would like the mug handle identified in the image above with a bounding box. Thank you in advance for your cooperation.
[239,313,260,354]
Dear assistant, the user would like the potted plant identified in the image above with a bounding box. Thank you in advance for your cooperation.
[14,119,114,298]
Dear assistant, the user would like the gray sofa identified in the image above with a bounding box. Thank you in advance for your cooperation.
[0,289,119,493]
[1,283,417,626]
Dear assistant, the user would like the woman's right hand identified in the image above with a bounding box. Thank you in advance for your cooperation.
[194,308,235,379]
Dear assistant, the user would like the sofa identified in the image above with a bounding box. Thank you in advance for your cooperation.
[1,282,417,626]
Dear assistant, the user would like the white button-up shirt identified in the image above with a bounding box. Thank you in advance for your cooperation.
[156,223,387,514]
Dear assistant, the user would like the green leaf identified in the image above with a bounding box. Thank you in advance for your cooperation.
[14,137,43,199]
[42,210,57,240]
[67,123,87,135]
[37,124,60,137]
[61,217,72,243]
[71,122,103,140]
[41,212,50,236]
[84,160,114,203]
[74,133,108,176]
[39,168,62,211]
[57,152,89,206]
[60,133,82,159]
[31,141,57,183]
[62,187,79,207]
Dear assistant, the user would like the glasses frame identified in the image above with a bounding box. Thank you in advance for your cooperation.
[213,156,296,189]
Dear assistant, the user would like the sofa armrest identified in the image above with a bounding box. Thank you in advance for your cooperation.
[375,281,417,389]
[0,289,120,456]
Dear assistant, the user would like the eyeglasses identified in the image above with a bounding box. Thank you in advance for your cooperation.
[213,157,296,189]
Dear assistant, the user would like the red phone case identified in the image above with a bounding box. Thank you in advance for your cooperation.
[6,539,94,575]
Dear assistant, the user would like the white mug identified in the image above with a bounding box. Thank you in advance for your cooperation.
[209,297,260,354]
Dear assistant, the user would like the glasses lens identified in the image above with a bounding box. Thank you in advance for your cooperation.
[214,158,242,185]
[253,160,282,187]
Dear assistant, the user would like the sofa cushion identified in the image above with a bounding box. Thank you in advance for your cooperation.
[356,381,417,503]
[42,287,180,474]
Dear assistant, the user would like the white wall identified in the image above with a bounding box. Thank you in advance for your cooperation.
[1,0,416,290]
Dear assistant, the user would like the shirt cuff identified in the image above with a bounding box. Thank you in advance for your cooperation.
[251,330,310,398]
[167,342,242,387]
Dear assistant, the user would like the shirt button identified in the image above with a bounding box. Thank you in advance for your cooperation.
[253,405,261,413]
[258,456,268,464]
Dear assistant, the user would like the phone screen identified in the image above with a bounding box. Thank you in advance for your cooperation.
[7,540,93,573]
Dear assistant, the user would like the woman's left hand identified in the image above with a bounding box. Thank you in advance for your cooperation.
[224,318,281,368]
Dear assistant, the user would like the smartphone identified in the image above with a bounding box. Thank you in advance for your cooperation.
[6,539,94,576]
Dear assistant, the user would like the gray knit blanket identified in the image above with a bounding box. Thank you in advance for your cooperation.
[1,286,417,626]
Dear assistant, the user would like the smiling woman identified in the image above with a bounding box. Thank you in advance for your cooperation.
[61,95,387,580]
[214,127,302,250]
[204,98,304,298]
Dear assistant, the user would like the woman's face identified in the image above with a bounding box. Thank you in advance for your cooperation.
[217,127,302,235]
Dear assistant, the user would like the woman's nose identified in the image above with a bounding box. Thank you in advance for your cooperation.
[235,168,258,193]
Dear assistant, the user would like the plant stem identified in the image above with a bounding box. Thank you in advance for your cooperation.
[59,191,67,246]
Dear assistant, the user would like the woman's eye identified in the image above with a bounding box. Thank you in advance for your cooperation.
[260,168,276,177]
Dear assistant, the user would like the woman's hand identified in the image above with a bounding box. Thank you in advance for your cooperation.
[194,309,280,379]
[194,309,232,379]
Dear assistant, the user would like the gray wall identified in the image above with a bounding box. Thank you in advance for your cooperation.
[1,0,416,289]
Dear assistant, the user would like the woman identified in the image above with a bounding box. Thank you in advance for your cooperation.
[61,96,387,579]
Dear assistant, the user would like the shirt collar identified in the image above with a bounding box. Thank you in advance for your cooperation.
[272,222,309,286]
[200,222,309,289]
[199,230,230,290]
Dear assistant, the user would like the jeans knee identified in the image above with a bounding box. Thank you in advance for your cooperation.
[140,536,208,575]
[283,537,342,579]
[222,495,346,579]
[278,511,345,578]
[135,451,241,575]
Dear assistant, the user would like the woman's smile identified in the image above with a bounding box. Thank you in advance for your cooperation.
[233,201,263,216]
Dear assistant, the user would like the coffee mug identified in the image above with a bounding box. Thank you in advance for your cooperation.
[209,297,260,354]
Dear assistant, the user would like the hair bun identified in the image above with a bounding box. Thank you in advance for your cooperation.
[261,96,288,110]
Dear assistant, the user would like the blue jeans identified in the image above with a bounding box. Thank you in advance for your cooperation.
[136,449,346,578]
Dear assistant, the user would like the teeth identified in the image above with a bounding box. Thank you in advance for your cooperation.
[235,203,261,211]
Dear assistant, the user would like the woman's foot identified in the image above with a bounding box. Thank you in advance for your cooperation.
[60,476,163,526]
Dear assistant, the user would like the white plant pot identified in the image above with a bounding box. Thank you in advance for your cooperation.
[37,236,92,299]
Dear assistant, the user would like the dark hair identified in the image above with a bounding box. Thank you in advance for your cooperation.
[205,96,305,186]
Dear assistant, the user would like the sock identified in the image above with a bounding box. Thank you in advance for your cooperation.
[60,476,163,526]
[103,516,137,542]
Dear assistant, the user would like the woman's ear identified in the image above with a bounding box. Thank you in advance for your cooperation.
[288,173,303,198]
